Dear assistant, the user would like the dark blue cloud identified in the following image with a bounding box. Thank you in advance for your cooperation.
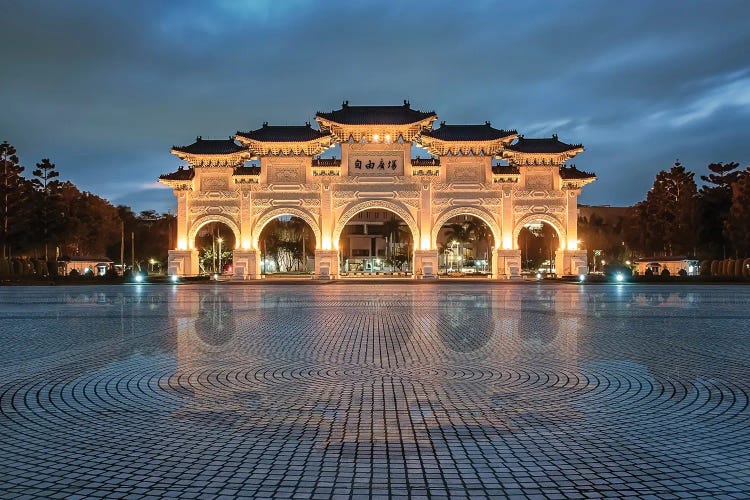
[1,0,748,211]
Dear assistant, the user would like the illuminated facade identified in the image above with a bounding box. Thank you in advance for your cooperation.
[160,101,595,279]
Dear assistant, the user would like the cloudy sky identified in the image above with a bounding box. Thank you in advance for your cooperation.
[1,0,749,213]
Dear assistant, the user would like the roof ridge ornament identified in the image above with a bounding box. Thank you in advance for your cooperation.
[403,99,410,108]
[342,100,349,107]
[262,122,268,127]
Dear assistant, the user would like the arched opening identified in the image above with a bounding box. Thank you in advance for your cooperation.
[194,221,236,275]
[257,216,317,274]
[517,221,562,275]
[338,208,414,275]
[436,215,495,275]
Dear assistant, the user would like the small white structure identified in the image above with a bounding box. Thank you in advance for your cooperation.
[58,257,113,276]
[636,257,699,276]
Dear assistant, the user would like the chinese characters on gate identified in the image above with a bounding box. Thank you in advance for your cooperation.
[354,159,398,170]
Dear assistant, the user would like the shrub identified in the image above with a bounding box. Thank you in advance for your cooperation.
[710,260,719,276]
[645,268,653,277]
[46,261,58,277]
[69,268,80,277]
[678,269,687,277]
[660,268,670,277]
[734,259,743,277]
[34,259,47,276]
[744,258,750,278]
[0,258,9,276]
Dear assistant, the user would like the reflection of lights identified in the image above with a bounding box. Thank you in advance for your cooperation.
[170,275,179,283]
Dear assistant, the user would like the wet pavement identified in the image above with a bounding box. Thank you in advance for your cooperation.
[0,283,748,499]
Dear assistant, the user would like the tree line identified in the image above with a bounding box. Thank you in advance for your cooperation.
[0,140,174,275]
[579,160,750,264]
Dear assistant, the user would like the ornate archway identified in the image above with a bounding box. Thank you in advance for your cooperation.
[333,199,419,247]
[512,213,566,250]
[252,207,321,250]
[188,215,241,250]
[431,206,501,250]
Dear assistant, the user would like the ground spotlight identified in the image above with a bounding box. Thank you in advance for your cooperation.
[134,274,143,283]
[579,274,586,282]
[615,272,624,282]
[213,273,219,281]
[170,275,179,283]
[535,272,542,280]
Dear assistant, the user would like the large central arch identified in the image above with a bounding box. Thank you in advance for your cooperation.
[252,207,321,249]
[431,206,501,250]
[333,200,420,249]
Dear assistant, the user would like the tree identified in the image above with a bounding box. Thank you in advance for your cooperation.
[0,141,29,257]
[698,162,741,258]
[725,168,750,256]
[633,161,698,256]
[30,158,62,260]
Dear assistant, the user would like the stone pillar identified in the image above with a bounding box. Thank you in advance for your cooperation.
[315,250,339,279]
[419,181,432,254]
[168,249,199,277]
[232,249,262,280]
[555,250,588,277]
[239,187,252,250]
[175,190,190,251]
[500,187,514,251]
[565,188,580,250]
[496,249,522,279]
[413,250,439,279]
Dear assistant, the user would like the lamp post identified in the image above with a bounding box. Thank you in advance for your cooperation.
[217,237,223,274]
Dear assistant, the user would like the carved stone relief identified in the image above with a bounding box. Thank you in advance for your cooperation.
[201,176,229,191]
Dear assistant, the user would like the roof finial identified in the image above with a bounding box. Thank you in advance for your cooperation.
[196,135,202,141]
[485,120,491,126]
[262,121,268,127]
[552,133,558,140]
[342,100,349,107]
[305,121,311,127]
[403,99,410,108]
[440,120,446,127]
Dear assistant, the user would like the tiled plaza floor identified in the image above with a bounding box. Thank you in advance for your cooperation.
[0,283,748,499]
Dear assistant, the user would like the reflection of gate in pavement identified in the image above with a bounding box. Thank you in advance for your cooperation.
[160,101,596,279]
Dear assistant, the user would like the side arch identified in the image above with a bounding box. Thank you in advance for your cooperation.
[333,199,419,247]
[512,213,566,250]
[252,207,321,249]
[431,206,501,250]
[188,214,241,249]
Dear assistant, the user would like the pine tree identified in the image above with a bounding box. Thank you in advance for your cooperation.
[31,158,62,260]
[725,168,750,256]
[640,161,698,256]
[0,141,28,258]
[698,162,741,258]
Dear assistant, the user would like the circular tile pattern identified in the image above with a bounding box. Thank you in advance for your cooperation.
[1,283,749,498]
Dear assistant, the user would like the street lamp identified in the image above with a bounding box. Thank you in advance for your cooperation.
[217,237,223,274]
